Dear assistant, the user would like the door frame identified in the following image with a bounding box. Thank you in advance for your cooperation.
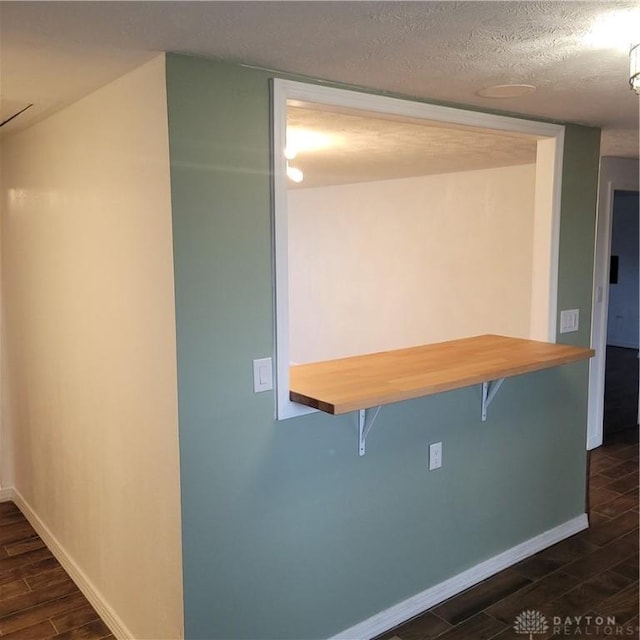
[587,158,639,450]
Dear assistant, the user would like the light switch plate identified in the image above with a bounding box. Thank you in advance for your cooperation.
[559,309,580,333]
[253,357,273,392]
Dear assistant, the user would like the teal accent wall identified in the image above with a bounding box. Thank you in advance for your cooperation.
[166,54,600,640]
[557,126,601,347]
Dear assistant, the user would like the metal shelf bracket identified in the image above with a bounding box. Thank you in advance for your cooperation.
[358,406,382,456]
[481,378,505,421]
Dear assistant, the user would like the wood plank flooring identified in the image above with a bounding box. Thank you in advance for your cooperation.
[0,502,113,639]
[379,429,639,640]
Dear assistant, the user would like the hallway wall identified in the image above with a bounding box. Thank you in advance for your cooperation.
[0,56,183,639]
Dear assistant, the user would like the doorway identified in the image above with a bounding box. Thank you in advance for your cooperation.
[603,190,639,442]
[587,158,639,450]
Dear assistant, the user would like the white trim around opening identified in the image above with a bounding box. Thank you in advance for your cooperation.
[587,157,640,450]
[272,79,565,420]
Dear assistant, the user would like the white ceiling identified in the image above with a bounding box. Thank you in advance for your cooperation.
[287,106,539,187]
[1,1,638,158]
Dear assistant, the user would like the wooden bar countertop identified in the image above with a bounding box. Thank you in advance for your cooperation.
[289,334,595,415]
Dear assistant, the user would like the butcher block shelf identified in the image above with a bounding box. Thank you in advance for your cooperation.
[289,334,594,416]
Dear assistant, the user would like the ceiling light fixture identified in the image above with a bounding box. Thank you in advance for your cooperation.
[286,127,334,153]
[583,9,640,52]
[630,43,640,94]
[286,164,303,183]
[284,127,338,184]
[475,84,536,99]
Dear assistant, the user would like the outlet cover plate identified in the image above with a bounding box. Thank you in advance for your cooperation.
[559,309,579,333]
[429,442,442,471]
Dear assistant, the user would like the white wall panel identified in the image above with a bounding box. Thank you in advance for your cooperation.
[0,55,183,639]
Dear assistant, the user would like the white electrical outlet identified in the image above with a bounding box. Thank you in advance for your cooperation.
[429,442,442,470]
[559,309,580,333]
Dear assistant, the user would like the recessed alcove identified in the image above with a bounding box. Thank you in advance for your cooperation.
[272,80,566,420]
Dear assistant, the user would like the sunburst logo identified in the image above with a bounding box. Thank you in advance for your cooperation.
[514,610,549,639]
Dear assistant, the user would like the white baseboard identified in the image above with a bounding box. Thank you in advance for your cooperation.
[587,433,603,451]
[2,487,132,640]
[330,514,589,640]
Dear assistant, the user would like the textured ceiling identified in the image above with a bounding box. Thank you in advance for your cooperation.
[287,106,538,188]
[0,1,638,157]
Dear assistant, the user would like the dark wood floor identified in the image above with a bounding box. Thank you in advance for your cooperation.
[0,502,113,639]
[380,428,639,640]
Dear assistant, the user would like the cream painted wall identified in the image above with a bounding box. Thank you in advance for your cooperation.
[288,164,536,363]
[530,138,557,342]
[0,56,183,639]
